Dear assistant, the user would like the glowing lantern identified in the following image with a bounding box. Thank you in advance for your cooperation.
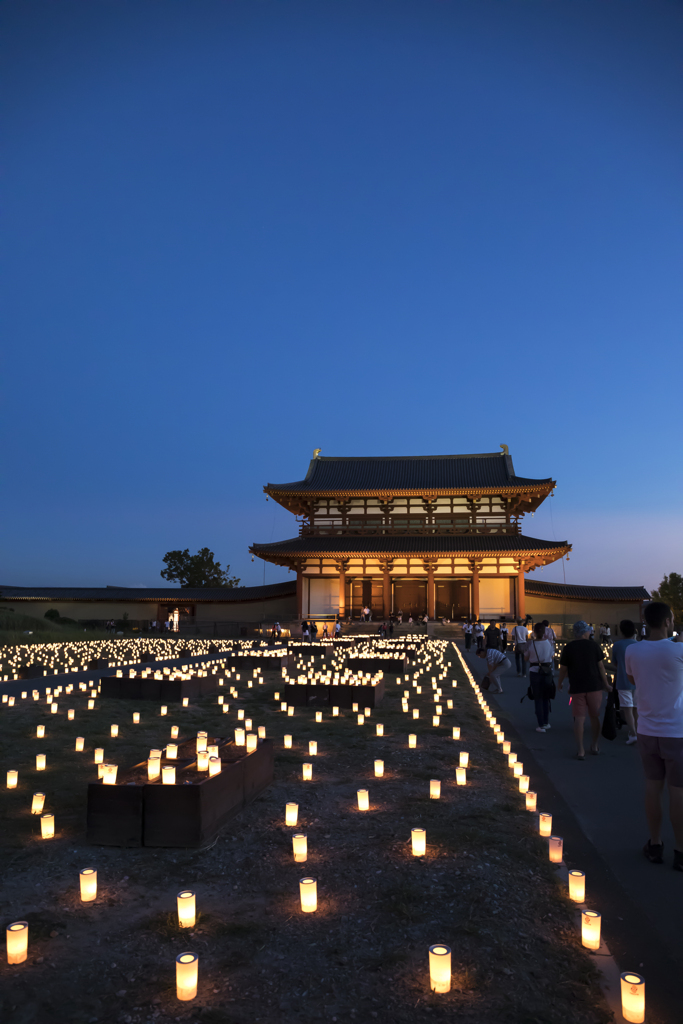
[51,703,58,714]
[162,766,176,785]
[315,711,322,723]
[455,767,466,786]
[7,771,17,789]
[452,727,460,740]
[374,760,384,777]
[196,733,208,752]
[284,735,292,748]
[102,764,118,785]
[508,753,517,767]
[581,910,601,950]
[36,754,46,771]
[80,868,97,902]
[568,870,585,903]
[411,828,426,857]
[309,741,317,756]
[620,972,645,1023]
[208,756,221,776]
[31,792,45,815]
[94,748,104,764]
[539,813,552,837]
[177,891,196,928]
[6,921,28,964]
[430,780,441,799]
[332,707,339,717]
[36,725,45,738]
[376,723,384,736]
[364,707,371,717]
[223,705,230,714]
[148,756,161,781]
[432,716,439,727]
[182,698,189,708]
[412,709,419,719]
[75,737,84,752]
[519,775,530,794]
[258,726,266,739]
[513,763,523,778]
[176,952,198,1001]
[109,724,119,739]
[197,751,209,771]
[287,707,294,717]
[218,695,224,705]
[429,944,451,993]
[352,703,359,712]
[459,752,469,769]
[299,877,317,913]
[246,734,258,753]
[161,706,168,716]
[357,715,365,725]
[302,763,313,781]
[548,836,563,863]
[237,709,245,721]
[502,741,511,755]
[235,729,246,746]
[292,833,307,862]
[41,813,55,838]
[285,802,298,826]
[88,699,95,710]
[409,734,417,748]
[357,789,369,810]
[68,710,75,721]
[280,702,287,712]
[496,733,504,744]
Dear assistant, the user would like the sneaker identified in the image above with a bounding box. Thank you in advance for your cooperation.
[535,726,546,733]
[674,850,683,872]
[626,735,638,745]
[544,724,551,730]
[643,840,664,864]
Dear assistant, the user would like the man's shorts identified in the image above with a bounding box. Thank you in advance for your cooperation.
[638,735,683,787]
[618,689,636,708]
[570,690,603,718]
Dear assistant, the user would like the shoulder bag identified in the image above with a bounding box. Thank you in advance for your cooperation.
[532,640,556,700]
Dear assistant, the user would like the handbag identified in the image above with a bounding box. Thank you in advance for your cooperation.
[532,640,556,700]
[602,691,618,741]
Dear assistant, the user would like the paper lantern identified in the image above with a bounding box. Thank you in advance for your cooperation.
[452,727,460,740]
[176,952,198,1001]
[68,710,75,721]
[6,921,28,964]
[41,813,55,838]
[430,780,441,799]
[258,726,266,739]
[287,707,294,717]
[36,725,45,739]
[31,792,45,815]
[218,695,224,705]
[429,944,451,993]
[246,734,258,753]
[36,754,46,771]
[357,788,369,810]
[223,705,230,714]
[620,972,645,1023]
[237,709,245,721]
[162,766,176,785]
[197,751,209,771]
[285,802,298,826]
[581,910,601,950]
[513,763,523,778]
[526,791,537,812]
[51,703,58,714]
[496,733,504,744]
[364,707,371,717]
[357,715,365,725]
[235,728,246,746]
[208,756,221,776]
[539,813,552,838]
[412,709,419,719]
[97,764,106,779]
[508,752,517,767]
[7,771,17,789]
[376,723,384,736]
[75,737,84,752]
[332,707,339,717]
[568,870,585,903]
[160,706,168,716]
[447,700,453,709]
[455,767,466,786]
[302,763,313,781]
[548,836,563,863]
[374,760,384,777]
[352,703,359,712]
[432,716,439,727]
[309,741,317,756]
[110,725,119,738]
[284,734,292,749]
[315,711,322,723]
[299,876,317,913]
[196,733,208,753]
[459,752,469,769]
[87,699,95,709]
[80,868,97,902]
[133,712,140,724]
[519,775,529,794]
[409,734,417,748]
[182,698,189,709]
[280,702,287,712]
[502,741,511,755]
[177,891,196,928]
[411,828,426,857]
[94,748,104,764]
[148,756,161,781]
[292,833,308,863]
[102,764,118,785]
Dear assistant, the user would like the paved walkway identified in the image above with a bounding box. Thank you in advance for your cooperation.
[461,642,683,1024]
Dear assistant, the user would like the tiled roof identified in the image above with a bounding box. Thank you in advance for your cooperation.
[251,535,568,556]
[266,452,553,493]
[524,581,649,602]
[0,581,297,603]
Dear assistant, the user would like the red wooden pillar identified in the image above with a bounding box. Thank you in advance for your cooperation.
[472,566,480,619]
[296,568,304,620]
[427,564,436,619]
[382,567,391,620]
[516,567,526,620]
[337,564,346,620]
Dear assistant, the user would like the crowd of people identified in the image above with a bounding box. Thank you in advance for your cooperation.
[465,604,683,871]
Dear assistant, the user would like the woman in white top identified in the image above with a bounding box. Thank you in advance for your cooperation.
[525,621,555,732]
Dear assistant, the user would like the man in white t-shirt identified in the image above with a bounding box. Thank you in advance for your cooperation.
[512,620,529,677]
[625,601,683,871]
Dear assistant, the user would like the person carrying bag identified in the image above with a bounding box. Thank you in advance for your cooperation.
[525,621,556,732]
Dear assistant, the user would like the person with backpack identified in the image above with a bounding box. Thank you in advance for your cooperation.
[525,621,555,733]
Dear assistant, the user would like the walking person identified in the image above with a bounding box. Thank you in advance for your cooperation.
[301,619,310,642]
[542,620,557,652]
[464,621,473,651]
[476,645,511,694]
[558,621,613,760]
[611,619,639,745]
[526,621,555,733]
[334,619,341,637]
[512,620,529,677]
[624,602,683,869]
[473,620,484,651]
[485,621,501,650]
[500,621,509,653]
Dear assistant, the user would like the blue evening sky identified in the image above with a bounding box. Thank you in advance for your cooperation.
[2,0,682,592]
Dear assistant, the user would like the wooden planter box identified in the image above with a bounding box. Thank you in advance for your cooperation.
[344,656,407,674]
[283,679,385,709]
[86,739,273,848]
[99,674,222,702]
[227,654,288,672]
